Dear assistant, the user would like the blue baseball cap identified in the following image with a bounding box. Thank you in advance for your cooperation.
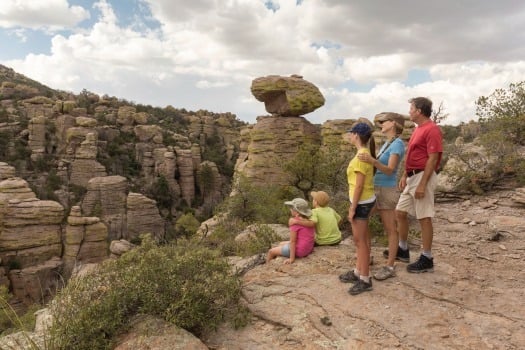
[347,122,372,136]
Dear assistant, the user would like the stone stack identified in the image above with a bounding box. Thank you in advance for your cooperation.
[63,206,108,279]
[81,176,128,241]
[69,132,107,187]
[0,172,64,305]
[126,192,165,241]
[236,75,325,186]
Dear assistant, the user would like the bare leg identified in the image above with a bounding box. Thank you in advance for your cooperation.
[352,219,370,277]
[396,210,409,244]
[266,246,283,263]
[419,217,433,252]
[380,209,398,267]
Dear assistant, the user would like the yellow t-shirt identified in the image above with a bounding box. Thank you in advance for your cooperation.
[346,148,375,203]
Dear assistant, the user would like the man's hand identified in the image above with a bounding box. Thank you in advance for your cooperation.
[415,183,426,199]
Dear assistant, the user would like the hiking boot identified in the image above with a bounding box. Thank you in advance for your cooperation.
[383,247,410,262]
[348,278,373,295]
[373,266,396,281]
[339,270,359,283]
[407,254,434,273]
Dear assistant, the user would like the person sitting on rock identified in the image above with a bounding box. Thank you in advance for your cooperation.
[266,198,315,264]
[288,191,342,246]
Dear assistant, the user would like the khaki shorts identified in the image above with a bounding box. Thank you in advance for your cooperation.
[396,171,438,219]
[374,186,401,210]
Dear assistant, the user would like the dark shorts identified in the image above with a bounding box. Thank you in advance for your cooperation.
[354,201,376,220]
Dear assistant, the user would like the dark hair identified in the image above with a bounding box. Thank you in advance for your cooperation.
[409,97,432,117]
[354,128,376,159]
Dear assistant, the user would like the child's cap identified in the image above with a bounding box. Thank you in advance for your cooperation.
[347,122,371,136]
[284,198,312,217]
[310,191,329,207]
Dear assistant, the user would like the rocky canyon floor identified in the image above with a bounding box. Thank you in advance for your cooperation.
[203,190,525,350]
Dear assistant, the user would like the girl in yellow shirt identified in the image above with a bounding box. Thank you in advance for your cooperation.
[339,122,376,295]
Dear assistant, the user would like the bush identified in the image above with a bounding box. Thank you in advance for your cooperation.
[218,174,290,225]
[48,236,246,350]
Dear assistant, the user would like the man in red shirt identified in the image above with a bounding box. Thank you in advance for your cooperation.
[394,97,443,273]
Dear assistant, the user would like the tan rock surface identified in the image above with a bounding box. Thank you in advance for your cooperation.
[203,192,525,349]
[126,192,165,241]
[251,75,325,116]
[236,116,320,186]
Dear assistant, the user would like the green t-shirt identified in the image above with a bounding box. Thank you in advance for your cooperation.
[311,206,342,245]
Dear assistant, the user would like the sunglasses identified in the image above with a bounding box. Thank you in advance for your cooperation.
[378,119,392,125]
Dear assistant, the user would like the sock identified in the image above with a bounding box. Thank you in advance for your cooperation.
[386,265,394,271]
[399,240,408,250]
[422,251,432,259]
[360,275,370,283]
[353,268,360,276]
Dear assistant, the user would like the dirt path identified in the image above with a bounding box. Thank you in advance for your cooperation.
[203,192,525,349]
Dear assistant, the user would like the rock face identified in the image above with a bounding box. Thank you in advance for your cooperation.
[0,167,65,305]
[82,176,128,241]
[63,206,108,279]
[126,192,164,241]
[69,133,108,187]
[203,193,525,349]
[235,116,320,186]
[113,314,208,350]
[251,75,325,116]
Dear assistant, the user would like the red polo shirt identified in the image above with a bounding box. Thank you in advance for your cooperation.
[405,121,443,171]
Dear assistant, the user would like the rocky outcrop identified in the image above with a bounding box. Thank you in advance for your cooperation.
[126,192,165,241]
[27,115,47,161]
[69,133,107,187]
[63,206,109,279]
[511,187,525,206]
[251,75,325,116]
[81,176,128,241]
[235,116,320,186]
[175,148,196,205]
[113,314,208,350]
[0,173,64,305]
[196,161,223,211]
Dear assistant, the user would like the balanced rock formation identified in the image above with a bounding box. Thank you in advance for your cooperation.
[235,116,320,186]
[251,74,325,116]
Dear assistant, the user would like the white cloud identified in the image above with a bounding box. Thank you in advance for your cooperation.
[0,0,90,31]
[2,0,525,126]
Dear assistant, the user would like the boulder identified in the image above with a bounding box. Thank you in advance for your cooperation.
[251,74,325,116]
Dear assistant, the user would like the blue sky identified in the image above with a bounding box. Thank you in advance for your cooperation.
[1,0,525,125]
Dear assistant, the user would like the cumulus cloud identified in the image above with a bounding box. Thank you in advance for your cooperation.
[2,0,525,125]
[0,0,90,31]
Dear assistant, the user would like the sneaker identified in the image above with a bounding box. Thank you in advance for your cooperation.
[407,254,434,273]
[348,279,373,295]
[374,266,396,281]
[339,270,359,283]
[383,247,410,262]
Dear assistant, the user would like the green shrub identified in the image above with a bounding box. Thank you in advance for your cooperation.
[236,223,282,257]
[174,212,200,238]
[218,174,289,224]
[48,235,246,350]
[0,286,40,336]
